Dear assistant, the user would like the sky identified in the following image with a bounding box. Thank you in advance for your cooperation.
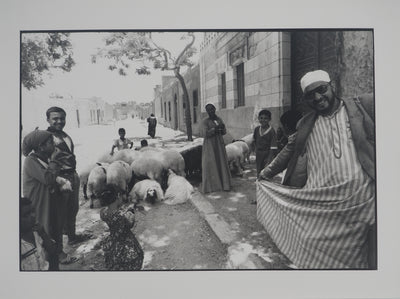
[23,31,204,105]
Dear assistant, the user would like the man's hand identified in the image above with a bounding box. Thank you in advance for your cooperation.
[259,169,273,181]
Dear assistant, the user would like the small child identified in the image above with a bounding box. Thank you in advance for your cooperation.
[110,128,133,155]
[253,109,278,176]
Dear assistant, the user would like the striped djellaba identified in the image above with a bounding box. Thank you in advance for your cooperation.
[256,104,375,269]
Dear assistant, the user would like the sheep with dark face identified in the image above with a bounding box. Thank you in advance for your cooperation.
[129,179,164,204]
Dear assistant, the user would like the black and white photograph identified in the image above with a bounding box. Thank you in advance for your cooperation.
[2,0,400,299]
[19,29,376,272]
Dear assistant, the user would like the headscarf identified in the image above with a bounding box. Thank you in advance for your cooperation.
[22,129,53,157]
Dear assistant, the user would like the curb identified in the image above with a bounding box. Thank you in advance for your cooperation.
[190,190,237,245]
[189,189,271,269]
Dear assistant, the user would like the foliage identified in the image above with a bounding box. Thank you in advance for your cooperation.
[92,32,196,77]
[21,33,75,90]
[93,32,197,141]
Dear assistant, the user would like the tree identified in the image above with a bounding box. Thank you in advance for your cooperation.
[92,32,197,141]
[21,32,75,90]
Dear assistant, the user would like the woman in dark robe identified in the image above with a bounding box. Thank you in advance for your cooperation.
[200,103,231,193]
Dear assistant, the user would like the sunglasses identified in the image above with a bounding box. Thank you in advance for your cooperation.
[304,84,329,101]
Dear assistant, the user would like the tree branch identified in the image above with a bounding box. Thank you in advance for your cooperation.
[175,33,195,66]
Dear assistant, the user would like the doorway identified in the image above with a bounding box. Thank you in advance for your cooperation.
[291,31,342,111]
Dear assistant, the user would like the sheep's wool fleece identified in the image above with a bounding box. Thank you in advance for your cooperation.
[164,174,193,205]
[129,179,163,202]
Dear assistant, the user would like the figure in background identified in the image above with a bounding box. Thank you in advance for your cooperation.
[256,70,376,269]
[147,113,157,138]
[200,103,231,193]
[253,109,278,177]
[110,128,133,155]
[46,107,92,248]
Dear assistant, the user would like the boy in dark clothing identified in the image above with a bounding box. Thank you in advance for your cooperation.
[46,106,92,247]
[253,109,278,176]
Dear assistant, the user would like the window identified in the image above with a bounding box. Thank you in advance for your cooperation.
[193,89,198,123]
[236,63,245,107]
[220,73,226,109]
[164,102,167,120]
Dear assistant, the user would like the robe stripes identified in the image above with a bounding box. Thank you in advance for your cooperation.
[257,104,375,269]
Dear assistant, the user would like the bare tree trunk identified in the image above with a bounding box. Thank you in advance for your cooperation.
[174,69,193,141]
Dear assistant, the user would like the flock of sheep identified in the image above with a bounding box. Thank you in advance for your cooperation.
[79,147,190,208]
[79,135,254,209]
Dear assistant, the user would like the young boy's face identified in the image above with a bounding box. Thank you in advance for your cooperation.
[119,131,126,138]
[47,112,66,132]
[258,114,271,128]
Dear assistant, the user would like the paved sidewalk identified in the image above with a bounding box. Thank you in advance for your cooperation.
[160,136,295,269]
[189,161,295,269]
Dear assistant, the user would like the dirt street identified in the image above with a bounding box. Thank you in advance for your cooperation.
[60,179,227,271]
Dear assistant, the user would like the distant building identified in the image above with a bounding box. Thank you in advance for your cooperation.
[135,102,154,120]
[21,91,113,137]
[113,101,136,120]
[154,65,201,136]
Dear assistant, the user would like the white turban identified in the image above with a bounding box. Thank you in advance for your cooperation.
[300,70,331,93]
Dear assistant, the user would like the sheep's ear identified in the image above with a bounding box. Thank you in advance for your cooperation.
[96,162,102,166]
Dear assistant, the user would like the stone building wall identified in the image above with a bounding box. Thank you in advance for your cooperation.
[157,66,202,136]
[340,31,374,98]
[199,32,291,139]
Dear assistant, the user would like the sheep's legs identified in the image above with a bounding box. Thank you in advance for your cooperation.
[89,194,95,209]
[83,183,88,200]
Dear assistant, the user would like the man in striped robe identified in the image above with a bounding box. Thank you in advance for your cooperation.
[257,70,376,269]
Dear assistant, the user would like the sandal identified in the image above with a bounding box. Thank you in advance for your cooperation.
[59,254,78,265]
[68,233,93,245]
